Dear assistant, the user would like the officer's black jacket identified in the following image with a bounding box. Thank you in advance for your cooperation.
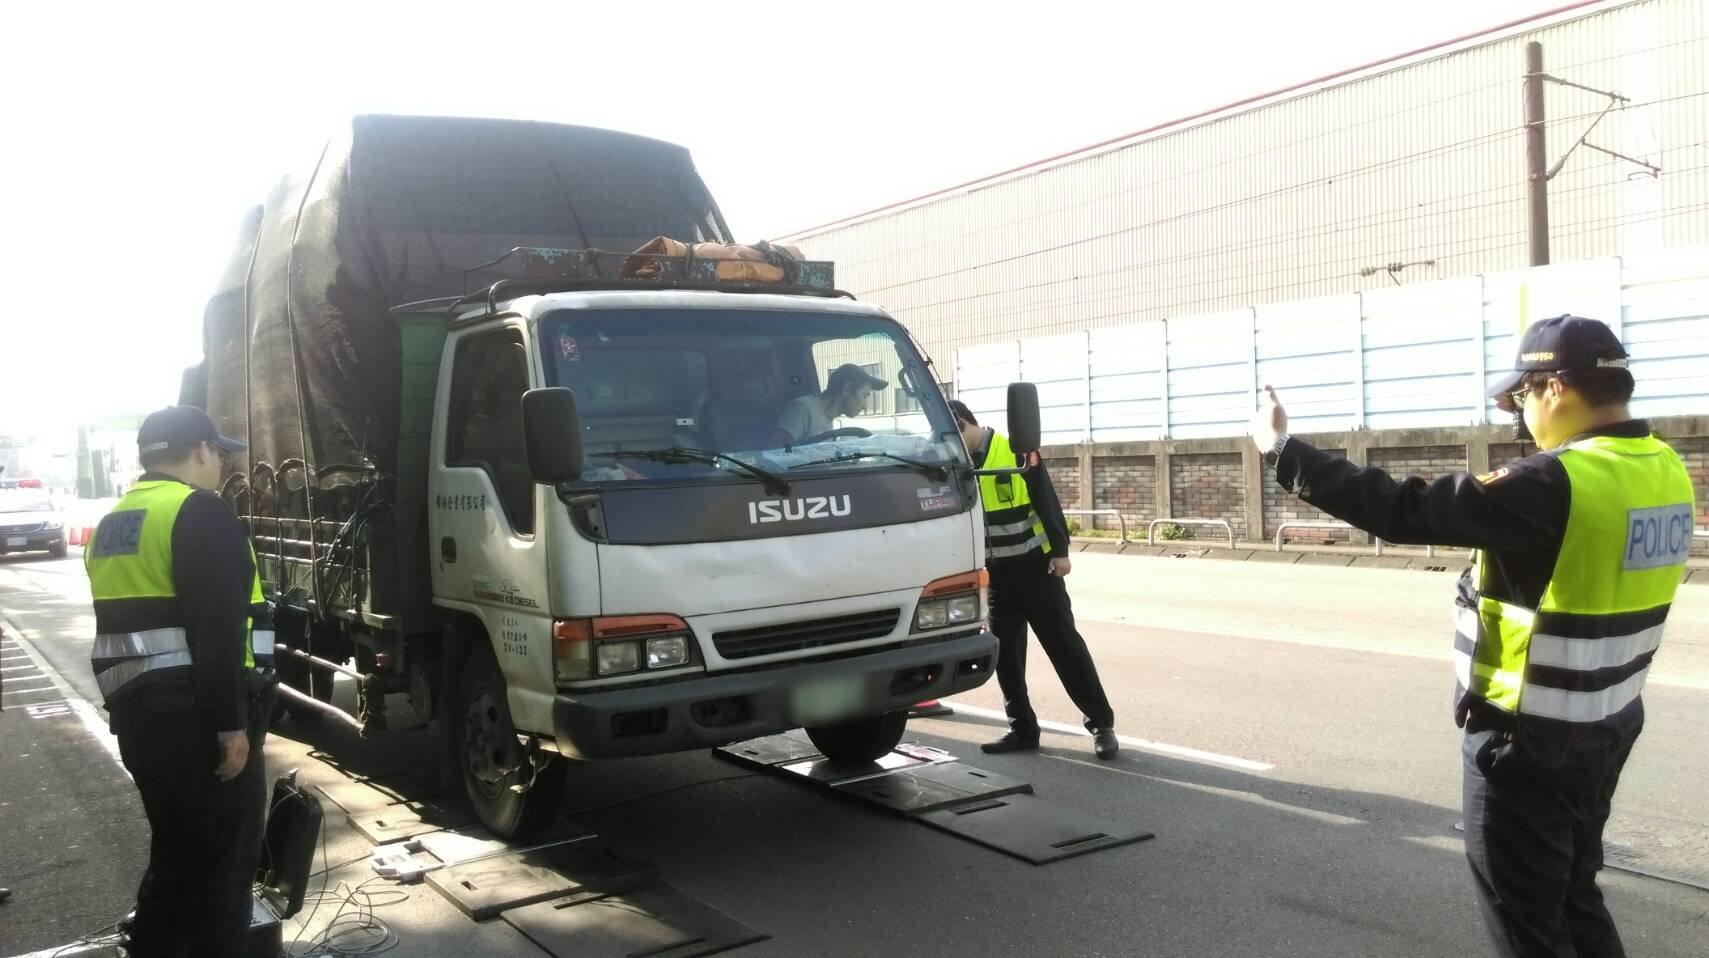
[1272,420,1657,751]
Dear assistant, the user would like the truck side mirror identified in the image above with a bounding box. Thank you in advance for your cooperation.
[1007,382,1041,455]
[522,387,585,484]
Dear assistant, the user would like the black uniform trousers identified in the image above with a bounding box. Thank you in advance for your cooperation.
[113,680,264,958]
[1462,725,1636,958]
[988,550,1115,735]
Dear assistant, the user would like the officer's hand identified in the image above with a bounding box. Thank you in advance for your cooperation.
[214,731,250,781]
[1250,385,1288,451]
[1049,556,1072,577]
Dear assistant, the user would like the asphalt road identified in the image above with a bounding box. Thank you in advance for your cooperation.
[1,549,1705,957]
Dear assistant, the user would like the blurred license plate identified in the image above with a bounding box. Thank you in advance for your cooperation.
[790,674,866,726]
[5,538,24,548]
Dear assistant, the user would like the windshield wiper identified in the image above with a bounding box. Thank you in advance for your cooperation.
[605,448,791,495]
[788,451,951,482]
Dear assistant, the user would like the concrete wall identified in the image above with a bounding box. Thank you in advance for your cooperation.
[1045,414,1709,552]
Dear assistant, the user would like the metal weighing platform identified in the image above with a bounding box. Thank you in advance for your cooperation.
[714,733,1154,865]
[314,777,769,958]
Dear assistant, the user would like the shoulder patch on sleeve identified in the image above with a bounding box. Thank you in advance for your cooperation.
[1474,467,1511,486]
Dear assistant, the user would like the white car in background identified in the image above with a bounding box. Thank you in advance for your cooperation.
[0,486,67,559]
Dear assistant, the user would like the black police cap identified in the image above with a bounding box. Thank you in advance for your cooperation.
[137,406,247,456]
[1488,315,1628,399]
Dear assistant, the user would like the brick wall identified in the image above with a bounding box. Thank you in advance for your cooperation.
[1170,452,1245,540]
[1091,455,1157,534]
[1669,436,1709,556]
[1044,458,1081,512]
[1263,448,1348,540]
[1370,444,1467,481]
[1489,441,1536,466]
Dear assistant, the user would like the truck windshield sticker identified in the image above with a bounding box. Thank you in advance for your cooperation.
[917,485,958,512]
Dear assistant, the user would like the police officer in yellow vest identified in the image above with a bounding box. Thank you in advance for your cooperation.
[1254,316,1694,957]
[949,401,1119,760]
[87,406,270,958]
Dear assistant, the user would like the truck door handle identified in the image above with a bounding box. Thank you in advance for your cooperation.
[441,537,457,563]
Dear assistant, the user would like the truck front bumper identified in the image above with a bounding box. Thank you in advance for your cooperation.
[551,630,997,760]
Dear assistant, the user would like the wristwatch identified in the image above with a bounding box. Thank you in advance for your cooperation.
[1264,433,1292,467]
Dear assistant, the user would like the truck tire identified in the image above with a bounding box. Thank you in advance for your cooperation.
[805,710,908,766]
[456,647,563,839]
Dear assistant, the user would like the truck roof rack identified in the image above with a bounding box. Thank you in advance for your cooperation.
[449,246,850,320]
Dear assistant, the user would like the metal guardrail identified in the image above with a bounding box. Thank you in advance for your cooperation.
[1275,520,1438,558]
[1148,518,1235,549]
[1062,508,1128,542]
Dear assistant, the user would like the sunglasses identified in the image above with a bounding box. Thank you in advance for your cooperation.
[1507,374,1559,410]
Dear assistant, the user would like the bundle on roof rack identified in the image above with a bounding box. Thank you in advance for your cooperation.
[619,236,806,285]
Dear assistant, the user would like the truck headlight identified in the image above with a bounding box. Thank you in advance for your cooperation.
[912,570,988,633]
[646,635,690,669]
[915,601,950,631]
[554,614,698,681]
[596,641,641,675]
[945,594,979,624]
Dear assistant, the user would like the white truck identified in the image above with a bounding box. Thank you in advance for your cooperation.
[187,116,1038,837]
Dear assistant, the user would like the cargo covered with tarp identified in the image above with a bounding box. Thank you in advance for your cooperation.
[188,115,731,629]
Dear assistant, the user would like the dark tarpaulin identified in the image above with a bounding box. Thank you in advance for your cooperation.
[195,115,730,622]
[201,114,729,499]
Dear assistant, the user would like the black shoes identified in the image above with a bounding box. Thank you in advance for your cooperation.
[0,888,10,904]
[1093,728,1120,761]
[980,730,1041,754]
[981,729,1119,758]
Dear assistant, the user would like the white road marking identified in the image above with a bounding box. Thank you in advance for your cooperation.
[1076,616,1709,692]
[1049,755,1366,826]
[938,699,1274,772]
[0,616,125,773]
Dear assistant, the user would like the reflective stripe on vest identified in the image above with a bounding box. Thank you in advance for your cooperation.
[1453,434,1694,724]
[251,628,276,666]
[245,545,265,669]
[92,628,192,699]
[976,431,1050,561]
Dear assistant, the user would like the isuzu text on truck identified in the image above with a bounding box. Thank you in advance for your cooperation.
[184,116,1039,837]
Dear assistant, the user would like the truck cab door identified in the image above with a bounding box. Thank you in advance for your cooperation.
[430,322,555,731]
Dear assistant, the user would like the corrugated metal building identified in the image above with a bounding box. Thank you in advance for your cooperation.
[781,0,1708,394]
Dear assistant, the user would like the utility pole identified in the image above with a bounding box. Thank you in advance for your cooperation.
[1524,40,1550,267]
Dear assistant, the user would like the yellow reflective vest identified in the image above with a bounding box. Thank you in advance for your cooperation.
[86,480,263,704]
[976,431,1053,562]
[1455,434,1694,725]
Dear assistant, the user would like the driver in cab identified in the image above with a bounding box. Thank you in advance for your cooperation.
[771,363,887,447]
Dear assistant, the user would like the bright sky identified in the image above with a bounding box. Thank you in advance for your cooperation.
[0,0,1563,440]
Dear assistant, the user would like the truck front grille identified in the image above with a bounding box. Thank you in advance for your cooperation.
[713,609,902,660]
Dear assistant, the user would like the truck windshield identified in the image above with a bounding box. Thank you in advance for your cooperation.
[542,308,966,483]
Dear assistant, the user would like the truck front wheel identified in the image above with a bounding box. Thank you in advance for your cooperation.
[805,710,908,765]
[457,647,563,839]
